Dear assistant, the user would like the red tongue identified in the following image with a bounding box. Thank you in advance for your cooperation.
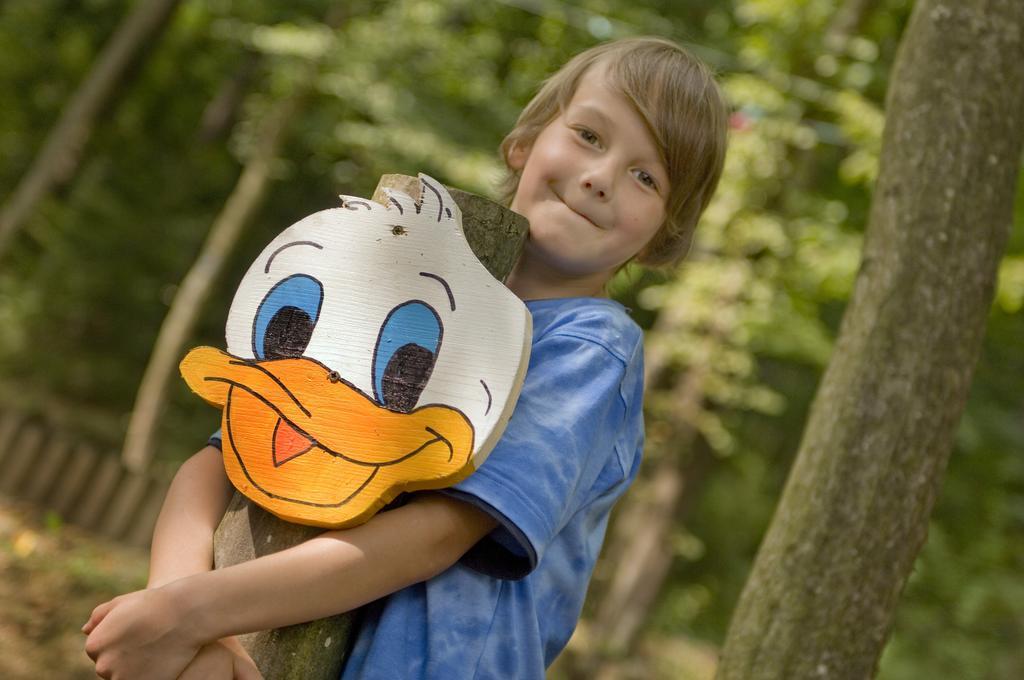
[272,417,314,466]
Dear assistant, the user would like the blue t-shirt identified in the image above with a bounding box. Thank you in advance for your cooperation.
[340,297,645,679]
[210,297,646,679]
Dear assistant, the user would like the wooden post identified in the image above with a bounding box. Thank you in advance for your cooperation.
[212,174,527,678]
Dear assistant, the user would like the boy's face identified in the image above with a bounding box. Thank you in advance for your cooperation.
[508,63,668,285]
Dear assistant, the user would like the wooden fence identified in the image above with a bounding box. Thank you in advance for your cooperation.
[0,408,170,546]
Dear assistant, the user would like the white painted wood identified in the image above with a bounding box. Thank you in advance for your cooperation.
[181,175,531,526]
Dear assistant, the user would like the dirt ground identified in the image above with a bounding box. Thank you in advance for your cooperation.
[0,497,148,679]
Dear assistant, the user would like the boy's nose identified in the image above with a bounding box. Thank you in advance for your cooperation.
[583,180,606,199]
[580,166,613,199]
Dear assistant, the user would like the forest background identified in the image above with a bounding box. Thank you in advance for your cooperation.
[0,0,1022,678]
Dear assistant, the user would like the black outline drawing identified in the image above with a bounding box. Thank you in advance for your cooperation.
[419,176,446,222]
[419,272,456,311]
[480,380,492,416]
[230,359,310,417]
[264,241,323,274]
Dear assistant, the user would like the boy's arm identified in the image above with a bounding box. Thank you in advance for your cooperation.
[84,492,497,679]
[147,445,234,587]
[142,445,261,677]
[183,492,498,636]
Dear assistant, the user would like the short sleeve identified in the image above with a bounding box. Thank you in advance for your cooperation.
[208,428,223,449]
[440,331,634,579]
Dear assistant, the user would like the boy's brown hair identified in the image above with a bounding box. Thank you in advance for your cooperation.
[499,37,728,267]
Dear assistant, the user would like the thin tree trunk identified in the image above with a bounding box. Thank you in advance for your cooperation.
[718,1,1024,677]
[590,367,705,661]
[120,80,309,473]
[0,0,183,258]
[121,3,352,473]
[566,274,743,679]
[197,51,262,143]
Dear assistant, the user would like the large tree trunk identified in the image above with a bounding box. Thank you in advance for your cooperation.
[717,1,1024,678]
[0,0,183,259]
[120,83,309,473]
[211,174,528,678]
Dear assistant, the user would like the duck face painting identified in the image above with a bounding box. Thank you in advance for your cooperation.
[180,175,532,528]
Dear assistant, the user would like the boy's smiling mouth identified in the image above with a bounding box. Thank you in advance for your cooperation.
[552,188,604,230]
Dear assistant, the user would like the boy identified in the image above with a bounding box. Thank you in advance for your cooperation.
[84,36,727,679]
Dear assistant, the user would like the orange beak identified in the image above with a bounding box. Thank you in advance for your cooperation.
[180,346,475,527]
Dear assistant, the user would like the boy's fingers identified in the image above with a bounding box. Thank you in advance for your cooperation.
[233,655,264,680]
[81,598,117,634]
[178,644,232,680]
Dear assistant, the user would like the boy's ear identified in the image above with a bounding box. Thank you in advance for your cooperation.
[507,141,531,171]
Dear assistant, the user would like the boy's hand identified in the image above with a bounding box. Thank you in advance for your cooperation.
[179,637,263,680]
[82,587,201,679]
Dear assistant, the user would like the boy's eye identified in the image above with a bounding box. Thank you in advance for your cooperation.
[634,169,658,190]
[577,128,600,146]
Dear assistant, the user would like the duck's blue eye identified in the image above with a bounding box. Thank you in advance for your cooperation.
[373,301,442,412]
[252,274,324,360]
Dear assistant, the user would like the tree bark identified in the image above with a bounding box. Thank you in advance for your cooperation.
[717,1,1024,678]
[0,0,183,259]
[212,174,527,678]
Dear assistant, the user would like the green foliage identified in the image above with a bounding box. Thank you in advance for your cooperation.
[1,0,1022,676]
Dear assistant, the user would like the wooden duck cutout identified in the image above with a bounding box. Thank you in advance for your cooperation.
[180,174,531,528]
